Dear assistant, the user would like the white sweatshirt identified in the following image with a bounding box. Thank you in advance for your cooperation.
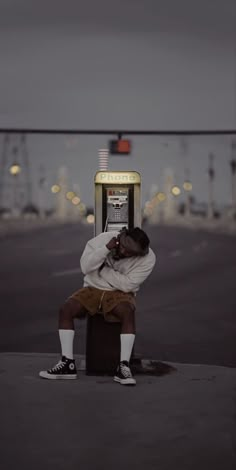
[80,231,156,293]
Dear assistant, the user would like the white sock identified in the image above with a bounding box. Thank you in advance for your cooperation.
[59,329,75,360]
[120,334,135,363]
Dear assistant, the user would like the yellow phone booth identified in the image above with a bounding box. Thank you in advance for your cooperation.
[94,170,141,234]
[86,171,142,375]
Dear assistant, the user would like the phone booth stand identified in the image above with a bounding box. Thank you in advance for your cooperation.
[86,171,141,375]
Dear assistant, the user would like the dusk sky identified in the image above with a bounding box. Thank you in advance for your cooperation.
[0,0,236,208]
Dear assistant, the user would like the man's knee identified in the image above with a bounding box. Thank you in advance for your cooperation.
[59,298,87,319]
[112,301,136,320]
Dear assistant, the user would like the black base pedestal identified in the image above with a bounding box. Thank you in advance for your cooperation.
[86,314,121,375]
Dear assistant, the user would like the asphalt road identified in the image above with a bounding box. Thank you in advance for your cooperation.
[0,221,236,367]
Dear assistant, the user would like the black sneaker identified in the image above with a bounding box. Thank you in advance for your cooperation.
[39,356,77,380]
[114,361,136,386]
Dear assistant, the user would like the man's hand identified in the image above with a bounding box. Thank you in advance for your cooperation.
[106,236,119,251]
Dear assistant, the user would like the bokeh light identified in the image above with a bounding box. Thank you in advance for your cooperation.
[9,164,21,175]
[51,184,61,193]
[157,192,166,202]
[86,214,95,224]
[71,196,81,205]
[66,191,76,200]
[183,181,193,191]
[171,186,181,196]
[78,202,86,215]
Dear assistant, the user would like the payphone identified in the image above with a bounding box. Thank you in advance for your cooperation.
[86,171,142,375]
[94,170,141,235]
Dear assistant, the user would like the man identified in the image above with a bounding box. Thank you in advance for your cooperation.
[39,227,156,385]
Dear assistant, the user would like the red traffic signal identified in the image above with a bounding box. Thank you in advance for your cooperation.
[109,139,132,155]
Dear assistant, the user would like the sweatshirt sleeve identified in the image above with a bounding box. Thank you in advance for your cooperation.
[80,234,110,275]
[99,250,156,292]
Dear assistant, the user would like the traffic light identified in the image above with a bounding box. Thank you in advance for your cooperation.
[109,139,132,155]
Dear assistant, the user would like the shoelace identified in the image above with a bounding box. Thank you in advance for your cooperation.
[49,359,67,373]
[120,363,132,378]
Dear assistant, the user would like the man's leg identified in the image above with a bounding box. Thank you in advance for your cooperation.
[58,297,87,359]
[39,298,87,380]
[110,301,136,385]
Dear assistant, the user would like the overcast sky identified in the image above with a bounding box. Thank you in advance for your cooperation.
[0,0,236,208]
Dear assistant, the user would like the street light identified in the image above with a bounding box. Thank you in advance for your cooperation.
[9,163,21,176]
[156,192,166,202]
[171,186,181,196]
[71,196,81,205]
[183,181,192,192]
[51,184,61,193]
[66,191,76,200]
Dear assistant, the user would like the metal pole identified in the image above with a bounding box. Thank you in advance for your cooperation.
[207,153,215,219]
[0,128,236,136]
[180,137,191,217]
[21,134,32,206]
[0,134,9,208]
[230,140,236,218]
[38,165,46,218]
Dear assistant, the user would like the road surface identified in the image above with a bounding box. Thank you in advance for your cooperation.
[0,221,235,367]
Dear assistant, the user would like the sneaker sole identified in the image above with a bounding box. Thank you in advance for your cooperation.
[39,372,77,380]
[114,376,136,386]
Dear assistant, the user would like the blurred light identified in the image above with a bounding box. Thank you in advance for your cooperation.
[51,184,61,193]
[157,192,166,202]
[9,164,21,175]
[86,214,95,224]
[183,181,192,191]
[143,207,153,216]
[71,196,81,205]
[66,191,76,200]
[144,200,152,207]
[78,202,86,215]
[171,186,181,196]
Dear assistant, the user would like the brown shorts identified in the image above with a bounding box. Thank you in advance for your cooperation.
[69,286,136,323]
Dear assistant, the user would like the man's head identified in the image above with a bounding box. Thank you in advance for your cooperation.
[116,227,150,258]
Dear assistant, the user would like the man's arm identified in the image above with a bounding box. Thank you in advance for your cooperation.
[99,251,156,292]
[80,232,118,275]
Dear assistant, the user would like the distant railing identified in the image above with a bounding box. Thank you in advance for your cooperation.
[0,128,236,231]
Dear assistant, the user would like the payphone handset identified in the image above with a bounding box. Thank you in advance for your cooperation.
[106,227,126,260]
[94,171,141,236]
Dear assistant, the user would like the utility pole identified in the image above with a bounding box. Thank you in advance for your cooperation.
[0,134,9,210]
[21,134,32,207]
[55,166,68,220]
[38,165,47,218]
[180,137,192,217]
[230,139,236,218]
[207,152,215,219]
[0,134,32,215]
